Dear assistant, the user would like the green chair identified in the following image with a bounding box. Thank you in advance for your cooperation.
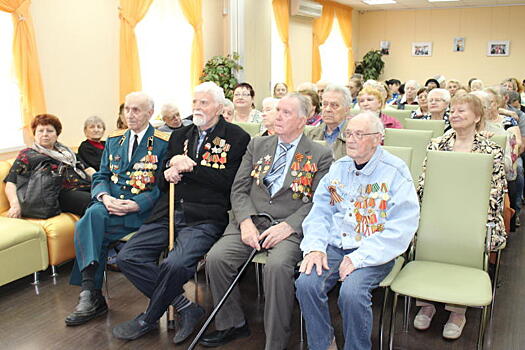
[233,121,261,137]
[389,151,494,350]
[489,134,507,150]
[404,119,445,138]
[402,104,419,111]
[384,129,433,182]
[381,109,412,128]
[382,146,412,168]
[304,125,316,135]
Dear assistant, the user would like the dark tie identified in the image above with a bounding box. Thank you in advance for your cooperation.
[131,134,138,157]
[264,142,292,194]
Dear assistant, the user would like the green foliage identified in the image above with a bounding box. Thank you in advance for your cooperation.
[200,52,243,100]
[354,50,385,81]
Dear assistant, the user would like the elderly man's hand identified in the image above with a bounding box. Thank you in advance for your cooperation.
[240,218,261,250]
[260,222,294,249]
[169,155,197,173]
[299,251,329,276]
[339,256,356,281]
[102,194,132,216]
[7,204,22,218]
[164,166,182,184]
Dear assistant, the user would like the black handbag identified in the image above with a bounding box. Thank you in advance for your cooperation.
[16,160,63,219]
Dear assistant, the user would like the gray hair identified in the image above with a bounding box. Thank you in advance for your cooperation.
[428,88,451,103]
[296,82,317,93]
[323,84,352,109]
[284,92,310,118]
[84,115,106,131]
[223,98,234,109]
[405,80,420,89]
[504,90,521,104]
[126,91,154,111]
[160,102,179,117]
[194,81,225,105]
[470,90,491,110]
[352,111,385,136]
[262,97,279,109]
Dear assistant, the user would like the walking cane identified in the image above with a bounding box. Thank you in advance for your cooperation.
[167,182,176,329]
[187,214,276,350]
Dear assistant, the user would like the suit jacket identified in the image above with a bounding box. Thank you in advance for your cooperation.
[91,125,169,228]
[305,120,348,160]
[148,117,251,227]
[226,133,333,237]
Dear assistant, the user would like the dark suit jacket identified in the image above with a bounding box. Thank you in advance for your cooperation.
[148,117,251,227]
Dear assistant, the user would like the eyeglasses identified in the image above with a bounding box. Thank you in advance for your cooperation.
[343,130,380,140]
[428,98,446,103]
[234,92,251,98]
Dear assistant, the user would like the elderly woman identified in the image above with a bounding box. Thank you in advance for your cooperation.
[414,88,452,131]
[273,82,288,99]
[300,89,322,126]
[116,103,127,130]
[357,86,403,129]
[396,80,419,107]
[424,78,440,90]
[259,97,279,136]
[222,98,234,122]
[410,88,430,118]
[4,114,92,219]
[446,79,461,97]
[232,82,262,124]
[470,79,484,92]
[78,116,106,172]
[346,77,362,105]
[414,93,506,340]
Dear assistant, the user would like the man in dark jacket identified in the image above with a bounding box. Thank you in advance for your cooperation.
[112,82,251,344]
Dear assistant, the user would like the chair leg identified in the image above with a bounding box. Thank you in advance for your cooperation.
[492,248,502,302]
[379,287,389,350]
[104,270,110,299]
[478,305,489,350]
[389,293,399,350]
[50,265,58,277]
[194,270,199,300]
[402,296,411,332]
[255,263,261,298]
[300,311,304,342]
[31,272,39,285]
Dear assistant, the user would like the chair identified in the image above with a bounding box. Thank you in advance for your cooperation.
[382,146,412,168]
[384,129,433,182]
[402,104,419,111]
[404,119,445,138]
[304,125,316,134]
[489,134,507,150]
[389,151,494,350]
[381,109,413,128]
[233,121,261,137]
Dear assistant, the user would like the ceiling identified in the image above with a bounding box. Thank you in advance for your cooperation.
[335,0,525,11]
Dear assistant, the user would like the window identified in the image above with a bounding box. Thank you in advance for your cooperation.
[0,12,24,152]
[136,0,194,118]
[319,16,348,86]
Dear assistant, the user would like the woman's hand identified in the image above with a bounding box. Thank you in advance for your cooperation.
[7,204,22,218]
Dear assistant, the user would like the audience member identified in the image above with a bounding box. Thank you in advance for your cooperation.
[346,77,363,105]
[232,83,262,124]
[260,97,279,136]
[222,98,234,122]
[414,88,451,131]
[315,79,329,101]
[470,79,484,91]
[425,78,440,90]
[396,80,419,107]
[411,88,430,118]
[357,86,403,129]
[446,79,461,97]
[297,82,318,93]
[386,78,401,103]
[273,82,288,99]
[78,115,106,171]
[117,103,127,129]
[299,89,322,126]
[157,103,183,133]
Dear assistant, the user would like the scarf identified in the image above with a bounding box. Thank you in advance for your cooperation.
[32,141,87,180]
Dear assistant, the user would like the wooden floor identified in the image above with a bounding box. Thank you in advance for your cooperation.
[1,222,525,350]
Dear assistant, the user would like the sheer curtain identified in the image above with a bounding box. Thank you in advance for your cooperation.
[136,0,194,117]
[319,16,348,86]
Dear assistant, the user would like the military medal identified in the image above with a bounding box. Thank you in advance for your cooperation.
[328,185,344,206]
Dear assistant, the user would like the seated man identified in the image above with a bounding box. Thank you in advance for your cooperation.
[157,102,183,133]
[295,112,420,350]
[201,93,333,350]
[305,84,351,160]
[65,92,170,326]
[112,82,251,344]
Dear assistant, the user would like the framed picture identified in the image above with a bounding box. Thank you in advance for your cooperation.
[453,37,465,52]
[487,40,510,56]
[380,41,390,55]
[412,42,432,57]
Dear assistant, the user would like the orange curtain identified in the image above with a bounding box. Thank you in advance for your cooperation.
[0,0,46,142]
[272,0,293,89]
[334,5,354,78]
[119,0,153,103]
[179,0,203,89]
[311,2,334,82]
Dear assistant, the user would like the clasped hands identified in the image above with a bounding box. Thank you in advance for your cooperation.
[240,218,294,251]
[299,251,355,281]
[164,155,196,184]
[102,194,140,216]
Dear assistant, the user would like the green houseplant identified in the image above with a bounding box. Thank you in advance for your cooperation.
[200,52,243,100]
[354,50,385,81]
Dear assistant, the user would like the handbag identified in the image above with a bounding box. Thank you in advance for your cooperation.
[16,160,63,219]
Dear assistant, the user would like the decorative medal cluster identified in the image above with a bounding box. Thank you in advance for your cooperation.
[251,155,272,185]
[352,182,390,241]
[109,154,121,183]
[201,137,230,169]
[128,152,158,194]
[290,153,318,203]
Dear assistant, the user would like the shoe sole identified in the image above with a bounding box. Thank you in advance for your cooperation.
[65,306,108,327]
[198,330,251,347]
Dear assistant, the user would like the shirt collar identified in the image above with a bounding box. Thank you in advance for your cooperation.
[348,146,382,176]
[324,120,346,136]
[278,133,302,147]
[130,125,149,143]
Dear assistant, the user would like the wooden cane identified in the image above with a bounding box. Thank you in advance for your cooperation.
[167,182,176,329]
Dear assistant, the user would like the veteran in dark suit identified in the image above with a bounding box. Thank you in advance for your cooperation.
[65,92,169,326]
[111,82,251,344]
[200,93,333,350]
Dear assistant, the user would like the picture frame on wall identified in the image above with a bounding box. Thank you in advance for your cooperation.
[412,42,432,57]
[380,41,390,55]
[453,37,465,52]
[487,40,510,56]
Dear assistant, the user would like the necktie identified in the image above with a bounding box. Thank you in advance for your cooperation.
[264,142,292,194]
[131,134,138,157]
[196,130,207,157]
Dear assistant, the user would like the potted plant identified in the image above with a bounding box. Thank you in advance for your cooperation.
[354,50,385,81]
[200,52,243,100]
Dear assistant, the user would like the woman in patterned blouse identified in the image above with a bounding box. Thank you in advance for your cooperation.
[413,93,506,341]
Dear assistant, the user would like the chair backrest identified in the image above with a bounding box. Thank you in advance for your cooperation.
[233,122,260,137]
[404,119,445,138]
[415,151,493,269]
[381,109,412,128]
[304,125,316,134]
[489,134,507,151]
[384,129,433,181]
[0,160,12,213]
[382,146,412,168]
[313,139,328,147]
[402,104,419,111]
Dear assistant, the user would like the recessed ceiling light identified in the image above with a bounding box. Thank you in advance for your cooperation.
[363,0,397,5]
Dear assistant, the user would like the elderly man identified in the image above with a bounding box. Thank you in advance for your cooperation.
[158,103,183,133]
[200,93,333,350]
[296,112,420,350]
[396,80,419,108]
[111,82,250,343]
[305,84,351,160]
[65,92,170,326]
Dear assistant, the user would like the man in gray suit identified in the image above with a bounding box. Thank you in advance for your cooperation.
[200,93,333,350]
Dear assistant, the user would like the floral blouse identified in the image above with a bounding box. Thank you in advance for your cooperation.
[416,131,507,250]
[4,148,91,191]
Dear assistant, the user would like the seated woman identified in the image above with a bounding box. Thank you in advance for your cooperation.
[357,86,403,129]
[415,93,506,340]
[410,87,430,118]
[231,82,262,124]
[346,77,362,105]
[299,89,322,126]
[4,114,92,218]
[446,79,461,97]
[273,82,288,99]
[469,79,484,92]
[78,115,106,171]
[222,98,234,122]
[259,97,278,136]
[424,78,440,90]
[414,88,452,131]
[116,103,127,130]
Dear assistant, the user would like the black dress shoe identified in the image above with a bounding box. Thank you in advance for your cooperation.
[199,323,250,347]
[65,290,108,326]
[173,303,206,344]
[112,313,159,340]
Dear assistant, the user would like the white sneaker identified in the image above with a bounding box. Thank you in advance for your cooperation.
[413,305,436,330]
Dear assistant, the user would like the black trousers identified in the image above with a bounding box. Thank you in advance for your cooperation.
[59,188,91,217]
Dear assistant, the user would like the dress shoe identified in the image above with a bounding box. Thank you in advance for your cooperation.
[65,290,108,326]
[413,305,436,330]
[443,315,466,340]
[199,323,251,347]
[112,313,159,340]
[173,303,206,344]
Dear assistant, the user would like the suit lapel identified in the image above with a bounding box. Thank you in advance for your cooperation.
[119,129,132,170]
[257,136,278,192]
[129,125,154,165]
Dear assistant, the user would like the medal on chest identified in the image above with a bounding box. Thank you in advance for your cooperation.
[290,154,318,202]
[251,154,272,185]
